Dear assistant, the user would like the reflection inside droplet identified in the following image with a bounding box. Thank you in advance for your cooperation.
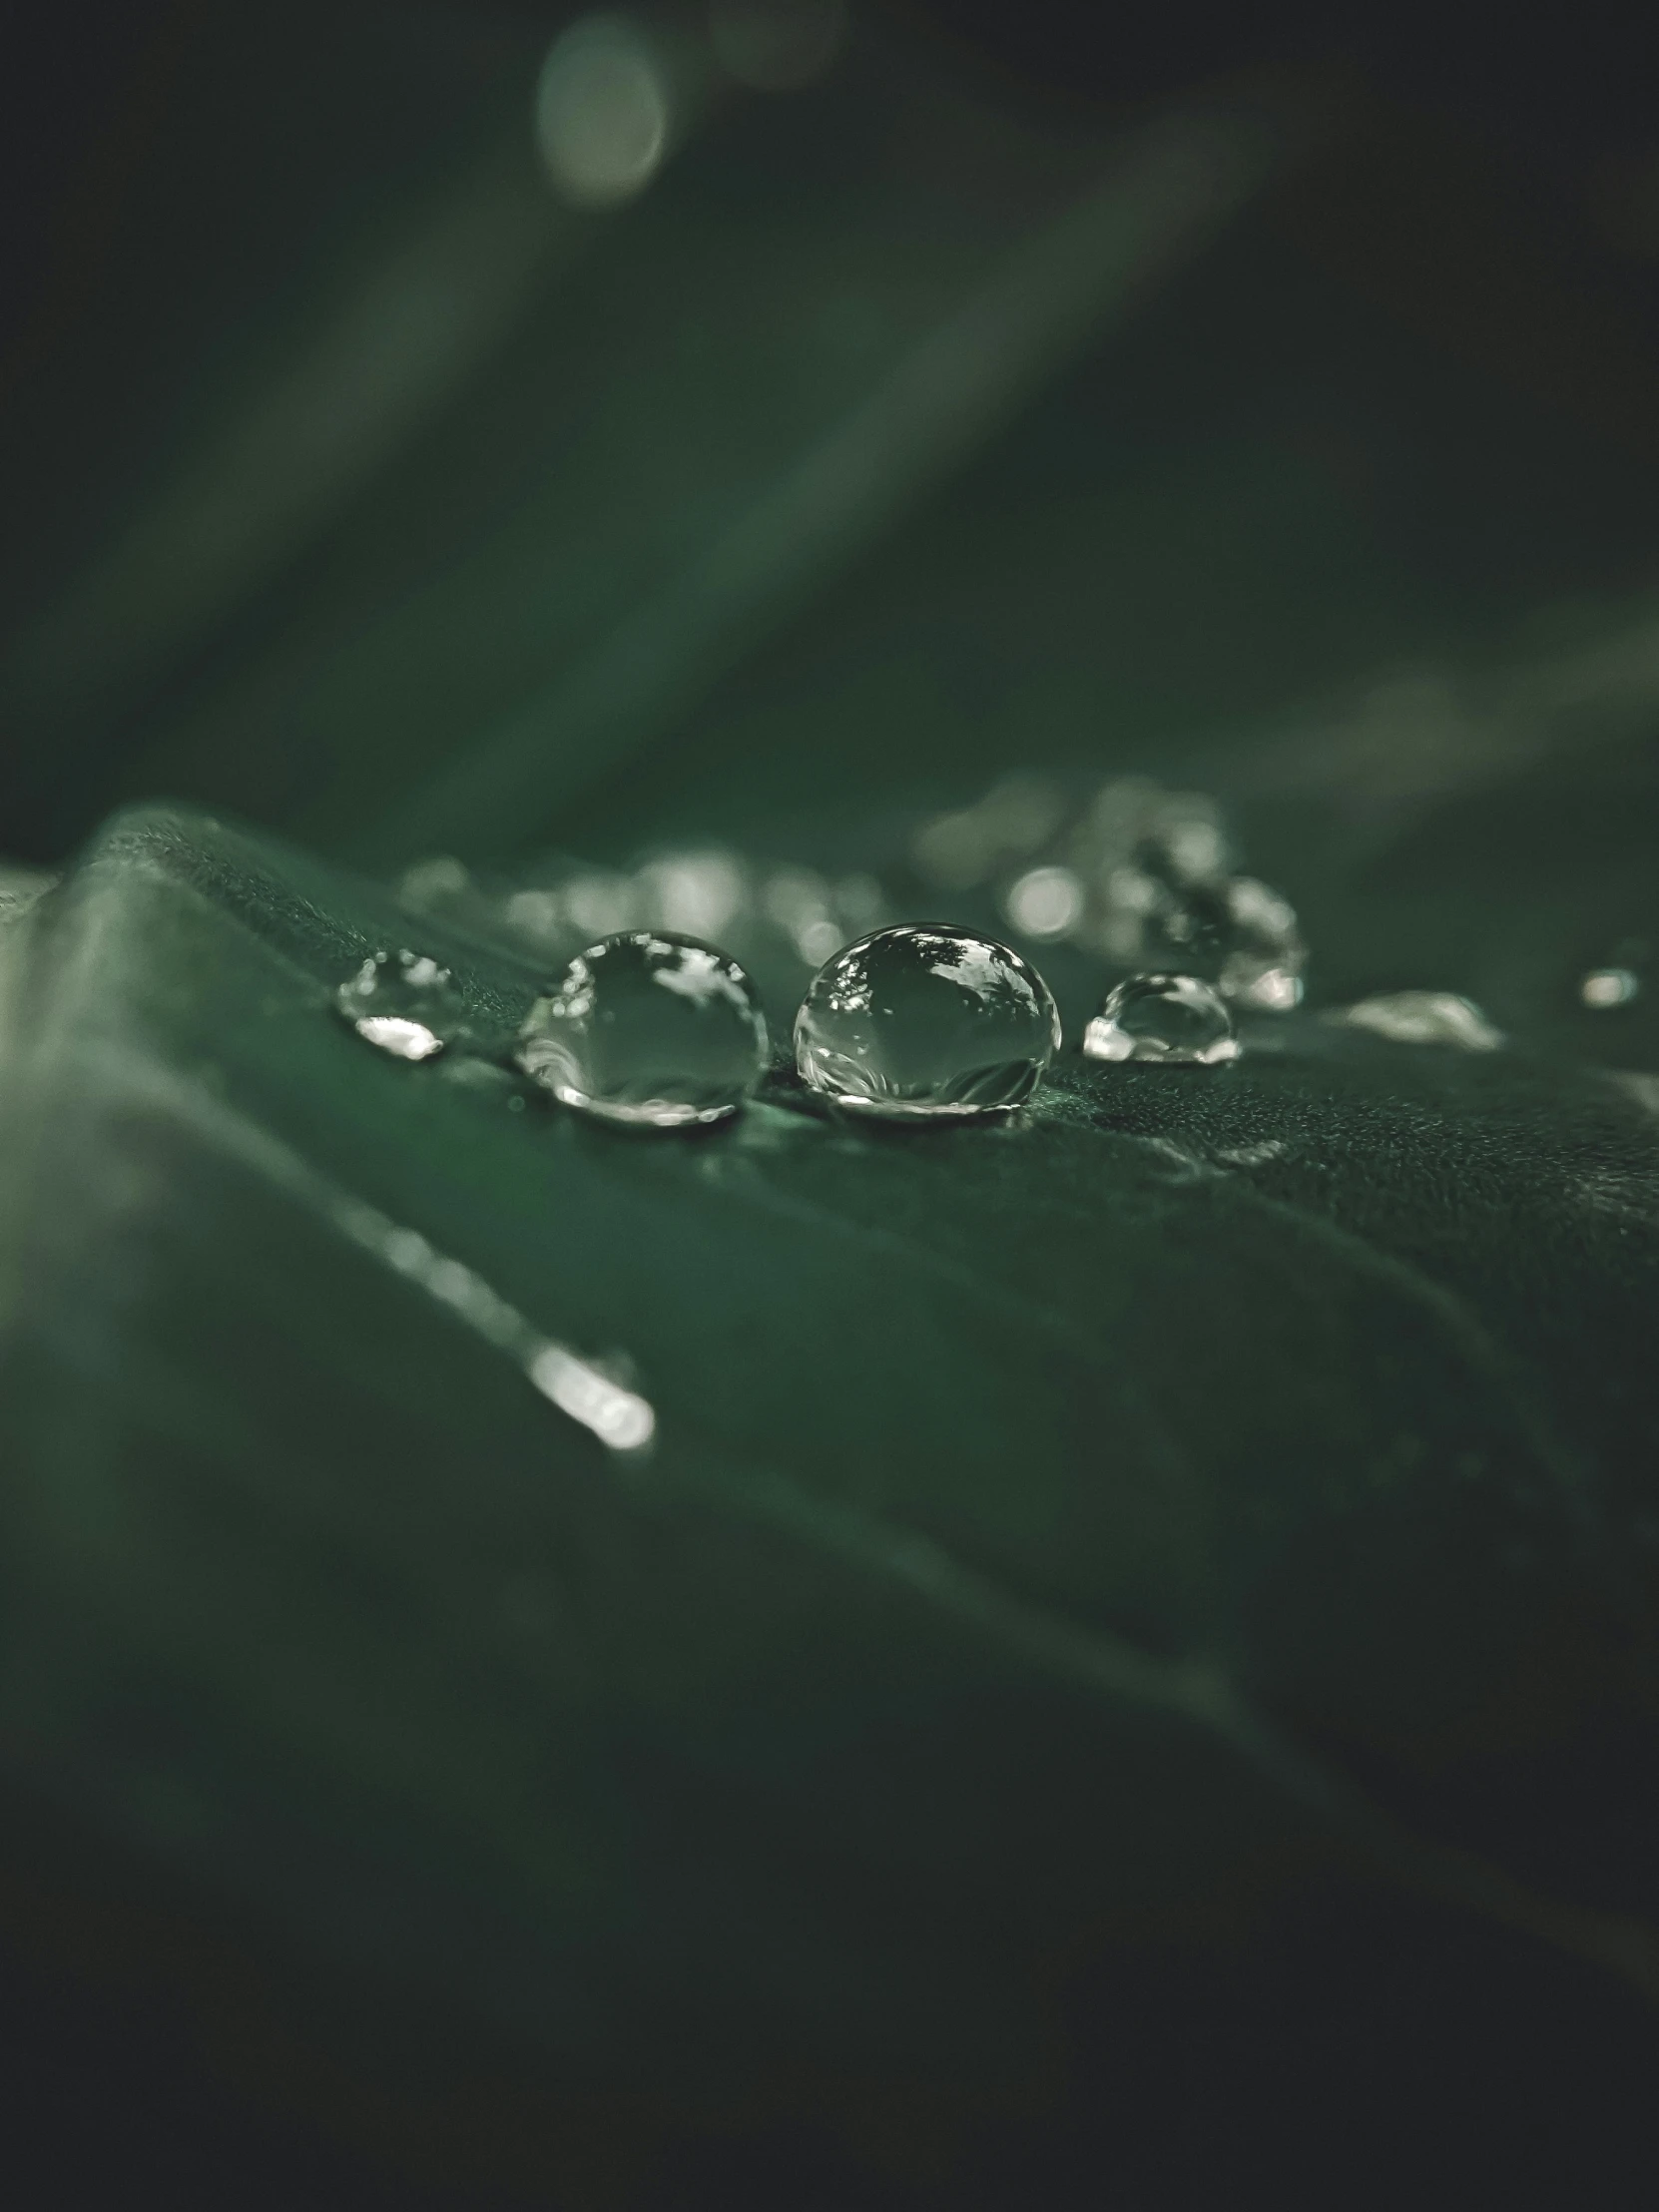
[354,1015,443,1061]
[1082,973,1239,1065]
[335,948,479,1060]
[795,924,1060,1121]
[517,931,769,1128]
[535,15,672,209]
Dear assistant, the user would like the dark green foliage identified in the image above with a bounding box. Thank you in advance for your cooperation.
[3,807,1658,2201]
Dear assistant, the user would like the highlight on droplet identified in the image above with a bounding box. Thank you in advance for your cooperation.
[335,948,477,1060]
[517,930,769,1128]
[352,1014,443,1061]
[795,923,1060,1121]
[1081,973,1239,1066]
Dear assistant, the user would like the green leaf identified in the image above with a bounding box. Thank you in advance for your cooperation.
[4,805,1659,2191]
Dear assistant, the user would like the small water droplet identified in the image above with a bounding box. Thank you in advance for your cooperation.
[1329,991,1503,1051]
[335,949,475,1061]
[1081,974,1239,1065]
[795,924,1060,1121]
[1581,966,1641,1009]
[517,932,768,1128]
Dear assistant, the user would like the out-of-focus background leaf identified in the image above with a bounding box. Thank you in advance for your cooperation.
[5,3,1659,2205]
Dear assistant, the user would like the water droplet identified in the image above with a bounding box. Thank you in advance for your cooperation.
[1581,967,1641,1008]
[1002,863,1084,940]
[335,949,474,1061]
[1329,991,1503,1051]
[795,924,1060,1121]
[1081,974,1239,1065]
[517,932,768,1128]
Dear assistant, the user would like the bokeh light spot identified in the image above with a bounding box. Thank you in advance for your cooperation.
[535,15,672,209]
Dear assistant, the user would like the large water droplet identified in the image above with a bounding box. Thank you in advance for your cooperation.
[795,924,1060,1121]
[335,949,474,1061]
[517,932,768,1128]
[1330,991,1502,1051]
[1081,973,1239,1065]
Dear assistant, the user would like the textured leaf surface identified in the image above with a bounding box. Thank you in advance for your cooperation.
[4,807,1659,2199]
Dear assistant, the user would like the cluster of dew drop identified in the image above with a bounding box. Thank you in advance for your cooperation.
[337,784,1268,1129]
[334,765,1649,1133]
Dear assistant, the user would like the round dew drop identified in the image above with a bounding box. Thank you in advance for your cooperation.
[335,948,475,1061]
[1082,973,1239,1065]
[794,924,1060,1121]
[516,931,769,1129]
